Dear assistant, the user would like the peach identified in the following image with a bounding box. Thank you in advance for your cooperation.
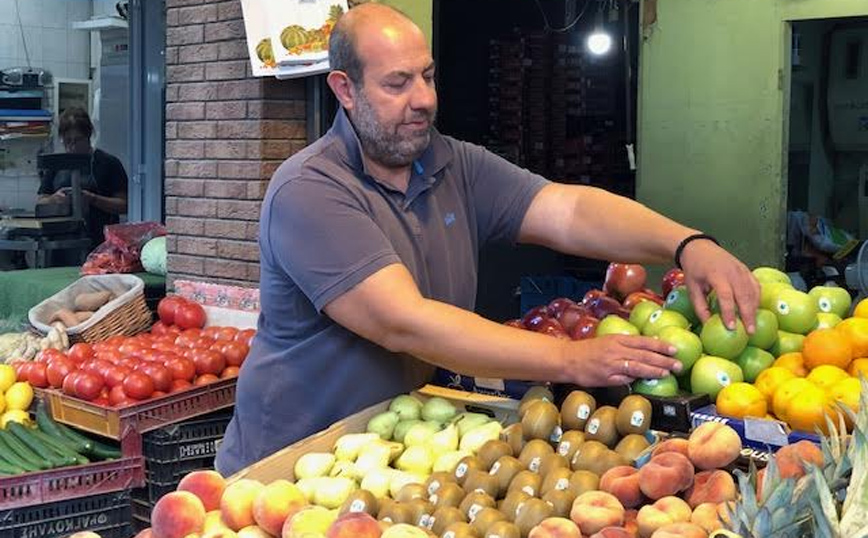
[203,510,230,532]
[283,506,338,538]
[636,497,691,538]
[651,439,690,459]
[237,527,272,538]
[690,503,723,533]
[683,471,736,508]
[600,466,644,509]
[624,509,639,537]
[133,530,153,538]
[649,522,707,538]
[201,529,238,538]
[589,528,635,538]
[221,479,264,531]
[570,491,626,536]
[774,440,824,479]
[178,471,228,512]
[637,453,694,500]
[528,517,583,538]
[152,491,207,538]
[687,423,741,470]
[326,512,383,538]
[253,479,307,536]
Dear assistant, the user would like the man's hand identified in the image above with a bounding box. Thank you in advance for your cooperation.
[679,238,761,333]
[564,335,682,386]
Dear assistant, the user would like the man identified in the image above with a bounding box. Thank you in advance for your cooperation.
[215,3,759,475]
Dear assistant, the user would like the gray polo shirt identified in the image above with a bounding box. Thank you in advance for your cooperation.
[215,109,548,475]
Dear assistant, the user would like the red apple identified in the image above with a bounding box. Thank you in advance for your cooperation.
[662,268,685,297]
[623,290,665,310]
[604,263,648,300]
[522,306,551,330]
[582,289,607,305]
[558,304,591,332]
[569,315,599,340]
[534,318,570,339]
[586,295,630,320]
[504,319,525,329]
[548,297,579,319]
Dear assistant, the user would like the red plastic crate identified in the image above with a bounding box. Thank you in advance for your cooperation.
[39,378,236,440]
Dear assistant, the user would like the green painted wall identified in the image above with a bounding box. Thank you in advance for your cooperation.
[382,0,432,43]
[637,0,867,270]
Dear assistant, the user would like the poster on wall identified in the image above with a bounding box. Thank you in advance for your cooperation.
[240,0,349,79]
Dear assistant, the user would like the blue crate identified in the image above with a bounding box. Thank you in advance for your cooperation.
[520,276,601,317]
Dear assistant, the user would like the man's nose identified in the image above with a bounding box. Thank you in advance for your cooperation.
[410,77,436,111]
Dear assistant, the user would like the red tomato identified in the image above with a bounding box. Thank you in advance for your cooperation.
[192,350,225,376]
[10,360,26,378]
[74,372,104,401]
[222,342,249,367]
[106,335,127,347]
[165,357,196,382]
[99,386,110,399]
[108,385,130,407]
[174,330,201,348]
[220,366,240,378]
[103,365,131,389]
[92,397,110,407]
[16,362,34,383]
[46,358,75,388]
[190,337,215,350]
[202,326,222,340]
[170,379,193,392]
[158,296,187,325]
[83,359,113,380]
[62,371,81,396]
[67,343,95,363]
[194,374,219,386]
[139,363,172,392]
[152,391,167,398]
[235,329,256,347]
[96,349,123,364]
[123,371,155,400]
[150,321,171,336]
[118,342,145,356]
[118,357,141,371]
[37,348,66,364]
[215,327,239,342]
[27,362,49,388]
[175,303,206,330]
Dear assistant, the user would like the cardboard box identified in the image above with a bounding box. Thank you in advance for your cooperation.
[228,385,518,484]
[690,404,820,451]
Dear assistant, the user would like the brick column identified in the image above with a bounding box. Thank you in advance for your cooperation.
[164,0,308,288]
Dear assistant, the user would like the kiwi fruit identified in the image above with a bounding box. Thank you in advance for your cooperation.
[463,469,500,498]
[556,430,585,462]
[542,489,575,518]
[501,423,525,456]
[431,482,466,510]
[498,490,531,522]
[519,439,554,473]
[513,497,553,536]
[540,467,572,496]
[478,439,513,470]
[459,491,497,520]
[396,482,428,503]
[518,385,555,417]
[584,406,619,448]
[560,390,597,430]
[338,489,379,517]
[426,471,456,497]
[430,506,467,536]
[484,520,521,538]
[570,439,609,472]
[378,500,414,524]
[406,498,435,526]
[593,449,630,476]
[538,453,569,477]
[616,394,652,436]
[454,455,484,486]
[615,433,651,462]
[567,469,600,497]
[442,521,478,538]
[489,455,524,498]
[470,507,507,535]
[506,470,542,498]
[521,400,561,441]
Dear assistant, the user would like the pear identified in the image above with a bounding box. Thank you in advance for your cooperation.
[396,445,435,475]
[404,422,442,447]
[329,460,358,479]
[367,411,401,440]
[313,477,358,509]
[334,433,380,461]
[453,412,491,437]
[294,452,336,479]
[421,397,458,423]
[433,449,472,474]
[361,467,394,499]
[296,477,327,503]
[459,421,503,454]
[429,423,459,457]
[390,394,424,421]
[389,470,427,499]
[355,441,394,476]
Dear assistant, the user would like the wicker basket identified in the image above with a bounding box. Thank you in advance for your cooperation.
[72,290,152,343]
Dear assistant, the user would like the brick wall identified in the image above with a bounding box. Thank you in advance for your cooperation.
[164,0,308,288]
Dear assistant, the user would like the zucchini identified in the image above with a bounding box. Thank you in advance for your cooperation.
[35,404,94,454]
[0,452,25,475]
[8,422,67,468]
[86,438,121,460]
[0,431,43,472]
[30,429,88,466]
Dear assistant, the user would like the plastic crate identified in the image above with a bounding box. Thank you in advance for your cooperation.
[0,490,132,538]
[142,409,232,484]
[520,275,600,316]
[130,496,151,532]
[40,377,236,440]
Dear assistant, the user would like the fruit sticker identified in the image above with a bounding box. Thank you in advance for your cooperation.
[455,462,469,478]
[349,499,366,513]
[631,411,645,427]
[717,371,731,387]
[529,456,542,473]
[586,418,601,434]
[555,477,570,491]
[577,404,591,420]
[489,461,501,475]
[468,503,484,521]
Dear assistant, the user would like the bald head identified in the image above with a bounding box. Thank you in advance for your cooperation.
[329,2,424,84]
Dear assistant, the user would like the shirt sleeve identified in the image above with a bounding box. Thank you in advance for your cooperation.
[462,142,550,245]
[264,176,402,312]
[102,152,128,196]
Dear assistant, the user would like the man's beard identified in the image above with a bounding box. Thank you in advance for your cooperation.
[349,89,436,168]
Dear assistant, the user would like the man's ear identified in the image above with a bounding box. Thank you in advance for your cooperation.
[327,71,356,111]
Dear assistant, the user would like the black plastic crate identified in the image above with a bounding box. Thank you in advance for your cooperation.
[142,408,233,484]
[0,490,131,538]
[130,496,151,533]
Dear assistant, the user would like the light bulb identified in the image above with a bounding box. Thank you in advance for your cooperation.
[586,31,612,55]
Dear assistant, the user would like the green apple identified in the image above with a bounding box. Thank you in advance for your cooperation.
[808,285,852,319]
[629,300,661,332]
[657,325,703,372]
[707,290,721,315]
[642,309,690,337]
[815,312,843,329]
[690,355,744,400]
[760,282,794,311]
[700,314,748,360]
[596,315,640,336]
[753,267,792,285]
[677,373,692,392]
[664,286,700,326]
[734,346,775,383]
[632,374,679,397]
[774,288,819,335]
[769,330,805,356]
[748,308,779,350]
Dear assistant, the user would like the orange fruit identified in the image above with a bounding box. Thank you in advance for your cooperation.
[786,384,834,434]
[802,328,853,370]
[754,366,796,406]
[806,365,850,392]
[827,377,862,429]
[716,382,768,419]
[773,352,808,377]
[853,298,868,318]
[848,358,868,379]
[772,377,815,422]
[837,317,868,358]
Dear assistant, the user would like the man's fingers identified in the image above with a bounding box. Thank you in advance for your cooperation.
[714,283,738,330]
[620,335,676,356]
[628,350,684,374]
[608,374,633,385]
[686,280,712,324]
[623,361,670,379]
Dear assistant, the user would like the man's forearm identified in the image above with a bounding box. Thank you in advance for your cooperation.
[87,193,127,214]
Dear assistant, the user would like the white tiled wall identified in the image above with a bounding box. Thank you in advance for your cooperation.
[0,0,94,211]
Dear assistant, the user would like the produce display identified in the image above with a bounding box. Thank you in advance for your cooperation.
[0,325,69,363]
